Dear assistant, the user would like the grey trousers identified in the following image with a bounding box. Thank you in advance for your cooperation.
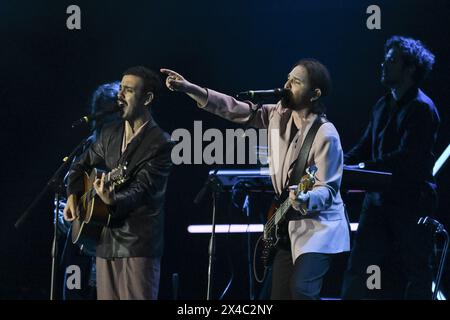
[96,256,161,300]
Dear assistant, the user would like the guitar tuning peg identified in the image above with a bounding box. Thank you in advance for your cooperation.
[306,165,317,176]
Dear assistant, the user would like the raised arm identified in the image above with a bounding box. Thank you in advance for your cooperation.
[160,68,273,129]
[160,68,208,106]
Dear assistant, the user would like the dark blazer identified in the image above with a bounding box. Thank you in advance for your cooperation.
[345,87,440,189]
[67,120,174,258]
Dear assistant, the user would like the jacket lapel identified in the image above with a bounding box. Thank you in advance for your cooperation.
[105,122,124,170]
[118,120,159,174]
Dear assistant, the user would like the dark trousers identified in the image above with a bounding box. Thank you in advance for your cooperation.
[341,192,434,300]
[270,248,332,300]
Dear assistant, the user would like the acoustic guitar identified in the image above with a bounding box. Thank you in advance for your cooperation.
[71,165,127,254]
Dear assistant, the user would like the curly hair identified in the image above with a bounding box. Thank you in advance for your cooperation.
[87,81,121,133]
[90,81,120,114]
[385,36,435,85]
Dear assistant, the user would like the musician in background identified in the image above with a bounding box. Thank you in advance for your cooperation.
[63,66,174,300]
[58,81,120,300]
[161,59,350,300]
[341,36,440,299]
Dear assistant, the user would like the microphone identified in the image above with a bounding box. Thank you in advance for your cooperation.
[71,104,121,128]
[236,88,288,100]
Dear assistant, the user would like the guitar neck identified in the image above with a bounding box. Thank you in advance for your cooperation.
[264,197,291,237]
[274,198,291,226]
[263,167,316,239]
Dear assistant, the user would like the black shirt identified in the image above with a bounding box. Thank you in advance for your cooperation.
[345,86,440,188]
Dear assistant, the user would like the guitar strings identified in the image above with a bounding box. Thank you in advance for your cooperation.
[264,199,290,234]
[263,196,307,235]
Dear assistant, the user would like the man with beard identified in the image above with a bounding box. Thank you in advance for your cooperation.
[341,36,440,299]
[161,59,350,300]
[64,66,173,300]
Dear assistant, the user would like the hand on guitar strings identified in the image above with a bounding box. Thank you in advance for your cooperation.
[93,172,117,205]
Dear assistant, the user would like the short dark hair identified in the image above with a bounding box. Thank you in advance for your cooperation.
[122,66,163,101]
[385,36,435,85]
[294,58,332,114]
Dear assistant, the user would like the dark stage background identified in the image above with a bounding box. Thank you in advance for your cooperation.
[0,0,449,299]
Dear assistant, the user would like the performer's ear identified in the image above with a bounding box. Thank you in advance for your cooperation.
[144,92,154,106]
[310,88,321,102]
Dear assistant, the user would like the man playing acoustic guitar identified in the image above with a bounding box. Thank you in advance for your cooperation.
[64,66,173,300]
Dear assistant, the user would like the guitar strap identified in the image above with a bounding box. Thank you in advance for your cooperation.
[287,114,328,188]
[272,115,328,250]
[262,115,329,254]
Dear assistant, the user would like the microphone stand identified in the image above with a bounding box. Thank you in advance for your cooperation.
[194,171,224,300]
[434,228,449,300]
[242,194,255,300]
[15,135,93,300]
[418,216,449,300]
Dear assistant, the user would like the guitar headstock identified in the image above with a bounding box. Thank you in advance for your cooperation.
[298,165,317,192]
[306,165,317,177]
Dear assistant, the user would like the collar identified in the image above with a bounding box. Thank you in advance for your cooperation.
[387,86,419,107]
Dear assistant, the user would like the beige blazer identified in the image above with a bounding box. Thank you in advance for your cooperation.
[200,89,350,262]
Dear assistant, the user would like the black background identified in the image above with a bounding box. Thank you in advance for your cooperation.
[0,0,449,299]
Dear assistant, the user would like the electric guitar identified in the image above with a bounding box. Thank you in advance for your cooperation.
[71,164,127,254]
[261,165,317,266]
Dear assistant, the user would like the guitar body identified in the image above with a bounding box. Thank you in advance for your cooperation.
[260,165,317,267]
[261,196,290,267]
[71,168,113,255]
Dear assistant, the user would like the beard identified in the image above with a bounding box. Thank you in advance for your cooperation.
[281,91,307,110]
[281,91,298,110]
